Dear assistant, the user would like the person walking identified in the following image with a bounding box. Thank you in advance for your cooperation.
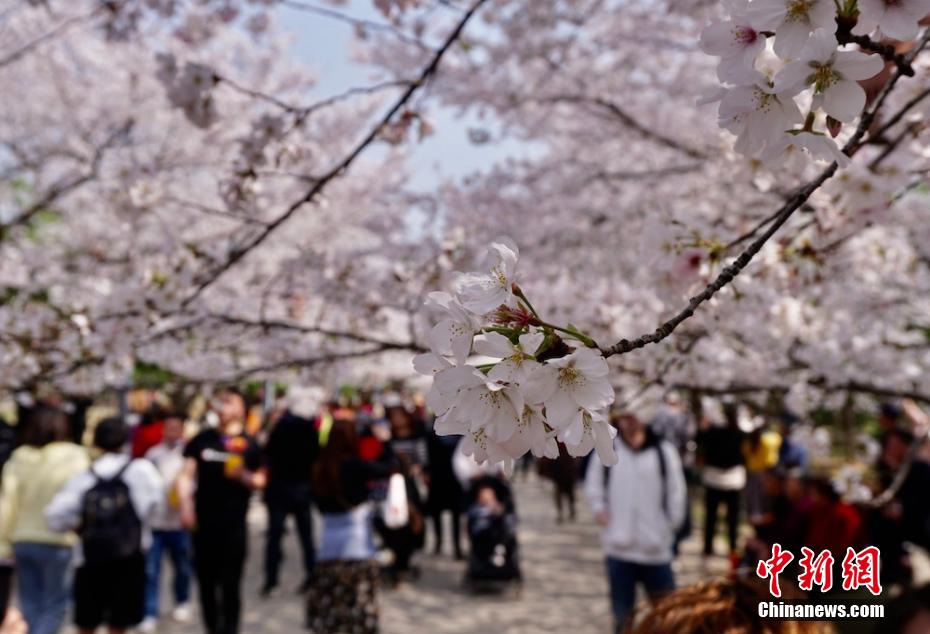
[262,405,319,597]
[742,421,781,521]
[425,432,464,558]
[140,414,193,632]
[178,388,265,634]
[0,405,89,634]
[45,417,162,634]
[306,419,394,634]
[537,442,579,523]
[697,402,746,560]
[584,412,686,633]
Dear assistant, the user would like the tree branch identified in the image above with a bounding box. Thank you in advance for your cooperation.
[546,94,708,159]
[179,0,488,307]
[0,9,100,69]
[0,118,134,240]
[601,29,930,358]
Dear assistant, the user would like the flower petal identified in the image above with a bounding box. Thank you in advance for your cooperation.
[879,6,920,40]
[592,418,619,466]
[523,365,558,404]
[834,50,884,81]
[473,331,514,359]
[570,375,616,411]
[544,389,580,430]
[823,80,866,122]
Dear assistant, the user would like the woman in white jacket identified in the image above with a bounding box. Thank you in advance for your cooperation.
[584,412,686,632]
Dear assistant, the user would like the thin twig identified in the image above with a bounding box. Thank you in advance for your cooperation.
[0,9,100,69]
[546,94,707,159]
[180,0,488,307]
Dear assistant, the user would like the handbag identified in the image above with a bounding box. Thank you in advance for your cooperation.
[381,473,409,529]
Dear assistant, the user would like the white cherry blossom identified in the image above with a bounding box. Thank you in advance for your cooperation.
[460,426,511,465]
[501,403,560,459]
[700,0,766,84]
[716,73,804,156]
[774,30,884,122]
[454,378,525,443]
[455,239,520,314]
[475,330,545,383]
[561,408,619,466]
[524,347,616,430]
[747,0,837,57]
[425,292,482,364]
[854,0,930,41]
[762,130,851,165]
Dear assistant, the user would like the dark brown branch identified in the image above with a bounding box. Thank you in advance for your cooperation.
[867,86,930,145]
[601,29,930,358]
[179,0,488,308]
[547,95,707,159]
[143,314,426,352]
[222,346,407,382]
[838,31,915,76]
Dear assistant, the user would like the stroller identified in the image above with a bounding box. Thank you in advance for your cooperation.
[463,475,522,593]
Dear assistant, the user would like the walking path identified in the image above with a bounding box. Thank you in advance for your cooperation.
[150,474,727,634]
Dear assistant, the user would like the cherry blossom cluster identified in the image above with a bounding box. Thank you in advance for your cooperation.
[156,54,219,129]
[700,0,925,164]
[414,239,619,468]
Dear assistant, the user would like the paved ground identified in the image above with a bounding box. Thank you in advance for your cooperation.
[139,474,730,634]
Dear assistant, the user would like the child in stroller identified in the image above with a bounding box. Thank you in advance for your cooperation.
[464,476,522,592]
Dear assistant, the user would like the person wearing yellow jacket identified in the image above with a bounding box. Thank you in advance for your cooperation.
[0,406,89,634]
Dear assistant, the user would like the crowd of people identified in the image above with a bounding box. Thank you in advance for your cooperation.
[0,386,520,634]
[0,385,927,633]
[578,394,930,632]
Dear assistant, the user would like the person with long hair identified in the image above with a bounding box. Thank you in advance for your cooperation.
[305,419,394,634]
[0,405,89,634]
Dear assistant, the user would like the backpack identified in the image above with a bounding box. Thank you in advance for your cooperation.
[80,461,142,565]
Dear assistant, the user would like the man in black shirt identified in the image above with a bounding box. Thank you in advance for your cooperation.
[261,408,319,596]
[179,388,265,634]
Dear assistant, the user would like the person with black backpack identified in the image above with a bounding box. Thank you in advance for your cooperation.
[583,410,686,634]
[45,417,162,634]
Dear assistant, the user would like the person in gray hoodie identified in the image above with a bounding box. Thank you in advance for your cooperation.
[584,411,686,633]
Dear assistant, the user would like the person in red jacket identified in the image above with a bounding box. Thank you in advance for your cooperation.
[805,477,863,556]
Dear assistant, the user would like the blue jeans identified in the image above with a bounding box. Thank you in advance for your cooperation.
[12,542,72,634]
[145,530,192,618]
[605,556,675,630]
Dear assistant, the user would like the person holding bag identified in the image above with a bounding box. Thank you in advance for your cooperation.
[306,419,394,634]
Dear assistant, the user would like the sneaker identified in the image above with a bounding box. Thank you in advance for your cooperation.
[171,604,192,623]
[137,617,157,633]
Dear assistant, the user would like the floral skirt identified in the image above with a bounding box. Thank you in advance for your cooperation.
[306,559,379,634]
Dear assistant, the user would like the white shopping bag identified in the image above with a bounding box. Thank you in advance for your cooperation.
[381,473,409,529]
